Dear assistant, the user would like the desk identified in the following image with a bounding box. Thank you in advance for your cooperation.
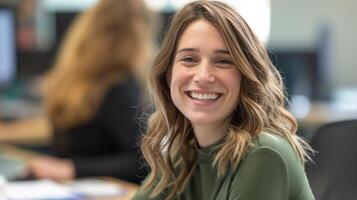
[0,116,51,145]
[98,178,139,200]
[0,145,139,200]
[298,102,357,126]
[295,101,357,140]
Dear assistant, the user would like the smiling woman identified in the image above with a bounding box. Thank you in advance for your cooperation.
[133,1,315,200]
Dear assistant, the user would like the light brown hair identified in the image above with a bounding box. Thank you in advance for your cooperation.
[44,0,150,130]
[140,1,312,199]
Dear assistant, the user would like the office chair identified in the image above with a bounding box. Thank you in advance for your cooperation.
[306,119,357,200]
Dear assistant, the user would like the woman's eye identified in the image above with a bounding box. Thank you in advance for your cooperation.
[181,57,196,63]
[216,59,233,67]
[179,56,198,66]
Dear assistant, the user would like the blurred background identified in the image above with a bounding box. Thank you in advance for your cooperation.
[1,0,357,161]
[1,0,357,138]
[0,0,357,198]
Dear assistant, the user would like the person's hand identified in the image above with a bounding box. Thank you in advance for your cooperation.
[27,156,75,181]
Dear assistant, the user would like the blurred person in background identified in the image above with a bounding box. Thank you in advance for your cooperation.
[27,0,151,184]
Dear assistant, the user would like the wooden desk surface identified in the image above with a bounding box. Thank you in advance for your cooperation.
[0,116,51,145]
[298,102,357,126]
[0,145,139,200]
[97,178,139,200]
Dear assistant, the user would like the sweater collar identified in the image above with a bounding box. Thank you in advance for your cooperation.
[196,138,224,164]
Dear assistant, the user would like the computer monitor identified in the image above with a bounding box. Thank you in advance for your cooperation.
[269,50,329,101]
[0,6,16,88]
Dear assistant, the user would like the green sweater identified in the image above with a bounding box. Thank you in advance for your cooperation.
[133,133,315,200]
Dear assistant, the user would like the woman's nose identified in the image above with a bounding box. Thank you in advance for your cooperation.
[193,61,215,84]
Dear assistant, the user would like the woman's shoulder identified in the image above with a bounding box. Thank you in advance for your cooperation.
[108,77,140,97]
[95,77,141,121]
[102,77,140,106]
[250,132,295,157]
[227,133,313,199]
[239,132,307,180]
[240,132,302,170]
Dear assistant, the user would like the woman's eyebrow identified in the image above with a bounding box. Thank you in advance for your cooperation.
[214,49,230,54]
[175,48,230,55]
[176,48,199,54]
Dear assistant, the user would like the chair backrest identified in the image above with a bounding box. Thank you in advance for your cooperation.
[306,119,357,200]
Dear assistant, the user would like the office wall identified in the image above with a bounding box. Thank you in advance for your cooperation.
[269,0,357,89]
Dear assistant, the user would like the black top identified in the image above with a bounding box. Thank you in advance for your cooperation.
[52,77,146,183]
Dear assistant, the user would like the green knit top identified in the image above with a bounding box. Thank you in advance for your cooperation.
[133,132,315,200]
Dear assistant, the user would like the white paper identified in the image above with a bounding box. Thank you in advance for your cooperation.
[69,179,127,197]
[4,179,80,200]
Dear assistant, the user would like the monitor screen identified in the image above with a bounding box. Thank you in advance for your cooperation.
[0,7,16,87]
[269,50,320,100]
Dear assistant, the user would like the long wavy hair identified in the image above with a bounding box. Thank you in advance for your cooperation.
[140,1,312,199]
[44,0,150,131]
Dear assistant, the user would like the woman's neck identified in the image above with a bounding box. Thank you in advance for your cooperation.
[193,123,226,148]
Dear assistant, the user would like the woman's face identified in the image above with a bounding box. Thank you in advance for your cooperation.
[169,19,242,131]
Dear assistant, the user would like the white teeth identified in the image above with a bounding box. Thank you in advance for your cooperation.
[190,92,219,100]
